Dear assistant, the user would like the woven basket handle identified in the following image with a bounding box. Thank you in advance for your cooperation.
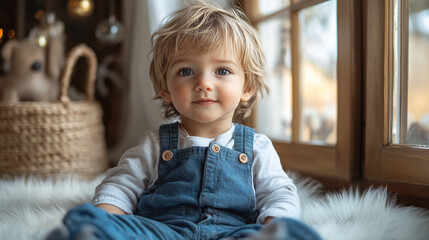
[59,44,97,102]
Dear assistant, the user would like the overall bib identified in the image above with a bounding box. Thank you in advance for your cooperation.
[136,122,260,239]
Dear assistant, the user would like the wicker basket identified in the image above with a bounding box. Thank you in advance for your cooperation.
[0,44,109,178]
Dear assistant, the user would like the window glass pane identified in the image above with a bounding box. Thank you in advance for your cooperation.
[392,0,429,146]
[257,15,292,141]
[259,0,290,16]
[407,0,429,145]
[391,0,401,144]
[298,0,337,145]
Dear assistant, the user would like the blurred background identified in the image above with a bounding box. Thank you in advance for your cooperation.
[0,0,428,166]
[0,0,232,163]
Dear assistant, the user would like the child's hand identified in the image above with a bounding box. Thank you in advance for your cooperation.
[96,204,127,215]
[264,216,274,225]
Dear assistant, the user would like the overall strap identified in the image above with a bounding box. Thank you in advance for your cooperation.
[233,124,255,160]
[159,122,179,151]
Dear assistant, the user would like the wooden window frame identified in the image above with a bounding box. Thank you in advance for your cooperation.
[364,0,429,191]
[240,0,362,180]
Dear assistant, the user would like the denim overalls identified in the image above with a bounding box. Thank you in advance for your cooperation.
[136,122,260,239]
[59,123,321,240]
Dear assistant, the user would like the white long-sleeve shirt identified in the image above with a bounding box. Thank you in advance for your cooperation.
[92,125,300,224]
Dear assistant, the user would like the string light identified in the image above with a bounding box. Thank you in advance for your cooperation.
[7,29,15,39]
[35,10,44,21]
[67,0,94,19]
[38,35,48,47]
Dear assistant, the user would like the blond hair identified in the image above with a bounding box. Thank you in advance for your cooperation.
[150,1,268,122]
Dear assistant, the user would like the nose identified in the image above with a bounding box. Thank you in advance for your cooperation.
[194,73,213,92]
[31,61,43,71]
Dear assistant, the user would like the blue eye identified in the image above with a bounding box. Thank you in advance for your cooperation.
[178,68,193,76]
[217,68,231,75]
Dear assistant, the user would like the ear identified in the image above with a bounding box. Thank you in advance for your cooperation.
[1,40,18,61]
[160,90,172,103]
[1,40,18,71]
[241,88,254,102]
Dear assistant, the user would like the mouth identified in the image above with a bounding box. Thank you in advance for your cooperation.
[193,98,217,105]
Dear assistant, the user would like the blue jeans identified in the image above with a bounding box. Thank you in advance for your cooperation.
[59,203,320,240]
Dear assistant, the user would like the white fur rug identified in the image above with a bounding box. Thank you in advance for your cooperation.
[1,172,428,240]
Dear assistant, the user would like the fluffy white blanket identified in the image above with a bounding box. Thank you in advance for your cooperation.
[0,172,428,240]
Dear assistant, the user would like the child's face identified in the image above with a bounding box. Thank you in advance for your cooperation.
[162,44,253,129]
